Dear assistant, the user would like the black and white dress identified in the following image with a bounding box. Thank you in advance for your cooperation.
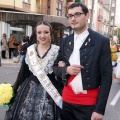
[5,44,63,120]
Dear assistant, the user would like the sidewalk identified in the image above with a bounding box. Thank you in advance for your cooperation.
[0,58,20,66]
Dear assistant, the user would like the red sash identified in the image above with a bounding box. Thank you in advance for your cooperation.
[62,75,99,105]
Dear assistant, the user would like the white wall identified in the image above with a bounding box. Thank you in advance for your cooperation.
[26,25,32,37]
[92,0,98,31]
[0,22,10,41]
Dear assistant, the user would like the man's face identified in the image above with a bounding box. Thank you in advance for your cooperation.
[68,6,89,33]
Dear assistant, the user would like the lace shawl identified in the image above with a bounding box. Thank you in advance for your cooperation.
[25,44,59,74]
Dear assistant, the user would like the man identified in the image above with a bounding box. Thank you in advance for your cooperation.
[53,2,112,120]
[8,34,15,59]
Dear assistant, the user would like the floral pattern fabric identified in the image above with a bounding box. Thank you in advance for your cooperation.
[5,76,61,120]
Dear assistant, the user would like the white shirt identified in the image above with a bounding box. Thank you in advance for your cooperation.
[69,29,89,65]
[69,29,89,94]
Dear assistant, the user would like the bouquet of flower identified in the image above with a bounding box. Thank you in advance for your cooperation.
[0,83,14,106]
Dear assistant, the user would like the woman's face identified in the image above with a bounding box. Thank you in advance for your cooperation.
[36,24,51,45]
[111,42,115,46]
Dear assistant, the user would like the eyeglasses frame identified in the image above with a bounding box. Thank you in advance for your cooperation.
[67,12,85,20]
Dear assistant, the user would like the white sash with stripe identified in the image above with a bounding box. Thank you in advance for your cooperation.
[25,44,62,109]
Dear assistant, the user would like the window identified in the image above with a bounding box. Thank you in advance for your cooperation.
[56,1,62,16]
[23,0,30,3]
[47,0,50,15]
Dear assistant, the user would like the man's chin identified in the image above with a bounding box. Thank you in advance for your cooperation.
[72,27,79,31]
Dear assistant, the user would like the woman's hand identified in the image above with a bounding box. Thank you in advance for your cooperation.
[58,61,66,67]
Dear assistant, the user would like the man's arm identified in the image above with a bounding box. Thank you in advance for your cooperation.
[53,39,68,80]
[94,37,112,115]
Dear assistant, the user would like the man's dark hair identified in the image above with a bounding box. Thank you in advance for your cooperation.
[68,2,89,15]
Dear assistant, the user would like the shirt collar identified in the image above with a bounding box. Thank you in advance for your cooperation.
[74,29,89,40]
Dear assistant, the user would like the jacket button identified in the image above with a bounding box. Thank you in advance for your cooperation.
[86,70,88,72]
[86,64,88,65]
[67,49,69,51]
[85,56,87,58]
[87,78,89,79]
[85,49,87,51]
[88,85,90,87]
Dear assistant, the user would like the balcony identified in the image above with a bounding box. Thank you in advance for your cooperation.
[98,0,103,4]
[98,15,103,21]
[103,19,106,23]
[110,21,113,26]
[111,12,115,16]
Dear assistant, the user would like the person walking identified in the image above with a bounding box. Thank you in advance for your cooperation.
[1,33,8,59]
[110,41,118,67]
[5,21,63,120]
[53,2,112,120]
[8,34,15,59]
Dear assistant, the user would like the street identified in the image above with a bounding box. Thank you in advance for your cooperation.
[0,62,120,120]
[0,64,20,120]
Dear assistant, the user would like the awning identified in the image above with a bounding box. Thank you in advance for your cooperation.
[0,10,70,27]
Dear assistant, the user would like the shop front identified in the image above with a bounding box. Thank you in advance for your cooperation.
[0,10,70,43]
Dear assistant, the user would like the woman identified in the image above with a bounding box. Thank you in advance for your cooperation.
[1,33,8,59]
[110,41,118,67]
[5,21,63,120]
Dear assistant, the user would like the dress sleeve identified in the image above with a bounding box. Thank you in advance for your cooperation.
[13,56,31,93]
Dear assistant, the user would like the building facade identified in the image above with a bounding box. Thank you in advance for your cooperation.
[0,0,71,43]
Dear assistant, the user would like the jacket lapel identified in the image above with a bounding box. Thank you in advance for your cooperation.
[80,28,95,49]
[65,34,74,60]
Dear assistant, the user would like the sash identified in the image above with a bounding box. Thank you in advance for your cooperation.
[26,45,62,109]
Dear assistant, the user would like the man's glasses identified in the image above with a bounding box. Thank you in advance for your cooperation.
[67,12,85,20]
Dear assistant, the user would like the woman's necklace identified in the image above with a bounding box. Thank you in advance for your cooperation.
[36,44,51,64]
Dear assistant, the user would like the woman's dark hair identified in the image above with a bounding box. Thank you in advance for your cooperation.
[28,21,53,46]
[68,2,89,15]
[28,31,36,46]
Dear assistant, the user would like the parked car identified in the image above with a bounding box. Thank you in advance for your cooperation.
[117,44,120,52]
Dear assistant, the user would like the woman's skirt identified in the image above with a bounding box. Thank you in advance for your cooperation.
[4,75,62,120]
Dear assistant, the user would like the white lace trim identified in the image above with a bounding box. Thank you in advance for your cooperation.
[25,44,59,74]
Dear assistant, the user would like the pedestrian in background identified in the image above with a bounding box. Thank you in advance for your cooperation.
[113,58,120,81]
[53,2,112,120]
[8,34,15,59]
[5,21,63,120]
[110,41,118,67]
[1,33,8,59]
[19,37,29,65]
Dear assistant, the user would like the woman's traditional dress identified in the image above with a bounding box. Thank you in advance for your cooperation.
[5,44,63,120]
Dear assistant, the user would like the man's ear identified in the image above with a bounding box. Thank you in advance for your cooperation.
[86,13,90,21]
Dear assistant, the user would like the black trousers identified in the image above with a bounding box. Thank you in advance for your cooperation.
[9,48,15,58]
[2,50,6,58]
[62,101,95,120]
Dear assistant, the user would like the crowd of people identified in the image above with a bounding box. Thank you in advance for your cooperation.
[0,33,30,63]
[1,2,119,120]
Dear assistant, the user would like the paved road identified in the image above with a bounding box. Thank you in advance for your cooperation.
[0,64,20,120]
[0,63,120,120]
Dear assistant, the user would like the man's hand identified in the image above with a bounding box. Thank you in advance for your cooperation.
[66,65,84,75]
[91,112,103,120]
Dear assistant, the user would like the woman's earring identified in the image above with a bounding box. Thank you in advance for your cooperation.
[37,40,39,44]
